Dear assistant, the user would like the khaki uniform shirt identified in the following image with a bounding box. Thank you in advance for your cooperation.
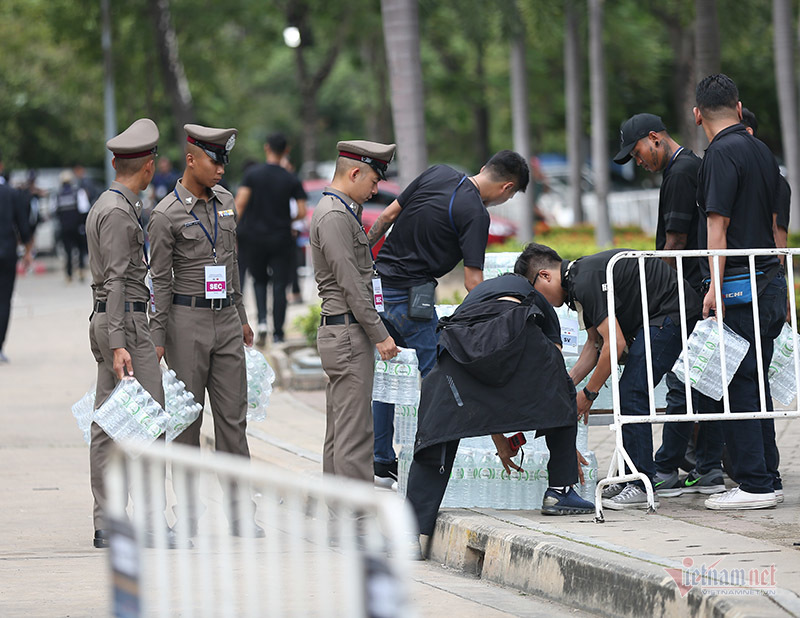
[85,181,150,350]
[147,181,246,347]
[309,187,388,344]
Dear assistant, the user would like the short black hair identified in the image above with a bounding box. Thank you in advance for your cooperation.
[741,107,758,134]
[695,73,739,113]
[514,242,562,279]
[485,150,530,192]
[266,132,288,155]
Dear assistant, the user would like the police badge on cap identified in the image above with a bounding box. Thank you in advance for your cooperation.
[184,124,238,165]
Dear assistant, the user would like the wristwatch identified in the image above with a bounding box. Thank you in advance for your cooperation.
[583,387,599,402]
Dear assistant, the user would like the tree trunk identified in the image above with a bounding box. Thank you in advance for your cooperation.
[381,0,427,188]
[774,0,800,231]
[510,29,533,242]
[101,0,116,187]
[589,0,612,246]
[694,0,720,151]
[565,0,584,224]
[474,41,490,167]
[148,0,194,147]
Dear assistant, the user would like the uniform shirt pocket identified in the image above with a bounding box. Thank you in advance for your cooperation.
[218,215,237,253]
[131,229,145,265]
[354,232,372,271]
[179,223,211,259]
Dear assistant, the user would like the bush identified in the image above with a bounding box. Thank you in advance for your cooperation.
[488,226,655,261]
[293,303,322,347]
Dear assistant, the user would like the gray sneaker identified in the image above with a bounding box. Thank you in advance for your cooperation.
[602,484,659,511]
[654,471,683,498]
[680,470,726,495]
[601,483,624,500]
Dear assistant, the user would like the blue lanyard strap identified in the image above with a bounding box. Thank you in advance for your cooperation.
[448,175,469,234]
[323,191,377,273]
[109,188,149,269]
[665,146,684,173]
[174,188,219,263]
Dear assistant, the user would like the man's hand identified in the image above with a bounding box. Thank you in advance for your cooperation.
[702,286,724,319]
[242,323,254,347]
[577,450,588,485]
[156,346,165,363]
[113,348,134,380]
[576,390,592,425]
[491,433,524,474]
[376,336,399,360]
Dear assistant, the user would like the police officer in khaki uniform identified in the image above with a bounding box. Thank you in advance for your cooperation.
[310,140,399,483]
[148,124,261,537]
[86,118,165,548]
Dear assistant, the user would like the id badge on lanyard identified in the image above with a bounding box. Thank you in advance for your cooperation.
[205,265,227,299]
[372,276,384,313]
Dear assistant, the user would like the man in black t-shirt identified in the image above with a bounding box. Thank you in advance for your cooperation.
[521,243,701,511]
[613,114,724,498]
[235,133,307,345]
[366,151,529,485]
[693,75,787,510]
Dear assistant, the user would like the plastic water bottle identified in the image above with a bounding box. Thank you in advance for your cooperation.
[576,421,589,455]
[244,346,276,422]
[393,404,418,447]
[769,323,798,405]
[396,446,413,497]
[94,378,168,450]
[475,450,494,507]
[71,389,96,444]
[482,252,518,280]
[672,318,750,400]
[460,448,475,507]
[442,451,464,508]
[577,451,599,502]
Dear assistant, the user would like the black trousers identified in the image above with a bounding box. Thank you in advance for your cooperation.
[406,423,578,536]
[0,255,17,351]
[61,226,86,278]
[240,237,292,337]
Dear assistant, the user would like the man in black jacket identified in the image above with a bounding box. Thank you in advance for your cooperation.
[0,152,33,363]
[406,268,594,552]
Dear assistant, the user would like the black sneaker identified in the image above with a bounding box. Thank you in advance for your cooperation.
[374,460,398,488]
[680,469,726,495]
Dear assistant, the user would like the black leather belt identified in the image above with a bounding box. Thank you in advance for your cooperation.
[320,312,358,326]
[173,293,233,310]
[94,301,147,313]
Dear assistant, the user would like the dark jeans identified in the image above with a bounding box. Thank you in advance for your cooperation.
[406,423,578,535]
[0,255,16,350]
[698,274,786,493]
[371,286,439,464]
[619,316,689,486]
[654,372,724,476]
[241,238,292,338]
[61,226,86,278]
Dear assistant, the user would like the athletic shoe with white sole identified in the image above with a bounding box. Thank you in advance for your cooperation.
[654,471,683,498]
[601,483,624,500]
[775,488,784,504]
[602,484,659,511]
[541,487,595,515]
[704,487,776,510]
[680,469,726,495]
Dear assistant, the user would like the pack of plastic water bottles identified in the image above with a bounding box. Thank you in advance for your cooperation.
[71,389,96,444]
[769,322,798,405]
[373,347,420,406]
[671,318,750,400]
[93,378,169,452]
[393,401,597,510]
[483,252,519,280]
[161,367,203,441]
[244,346,276,422]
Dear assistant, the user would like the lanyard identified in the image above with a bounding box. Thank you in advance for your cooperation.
[448,175,469,234]
[323,191,376,272]
[175,188,219,263]
[110,188,149,269]
[665,146,684,173]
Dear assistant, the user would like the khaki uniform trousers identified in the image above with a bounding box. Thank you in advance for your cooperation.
[89,311,164,530]
[165,303,249,458]
[317,322,374,483]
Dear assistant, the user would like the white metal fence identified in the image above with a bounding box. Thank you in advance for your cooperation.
[104,442,417,617]
[596,248,800,521]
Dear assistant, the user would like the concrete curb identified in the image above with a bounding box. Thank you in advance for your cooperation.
[429,511,796,617]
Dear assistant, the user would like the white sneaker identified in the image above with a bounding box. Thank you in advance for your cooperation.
[704,487,777,510]
[602,484,659,511]
[775,489,784,504]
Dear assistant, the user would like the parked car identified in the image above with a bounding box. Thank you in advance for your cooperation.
[300,178,519,258]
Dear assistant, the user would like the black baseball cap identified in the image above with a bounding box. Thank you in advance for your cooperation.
[613,113,666,164]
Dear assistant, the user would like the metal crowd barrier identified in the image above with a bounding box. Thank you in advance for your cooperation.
[596,248,800,522]
[105,442,417,617]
